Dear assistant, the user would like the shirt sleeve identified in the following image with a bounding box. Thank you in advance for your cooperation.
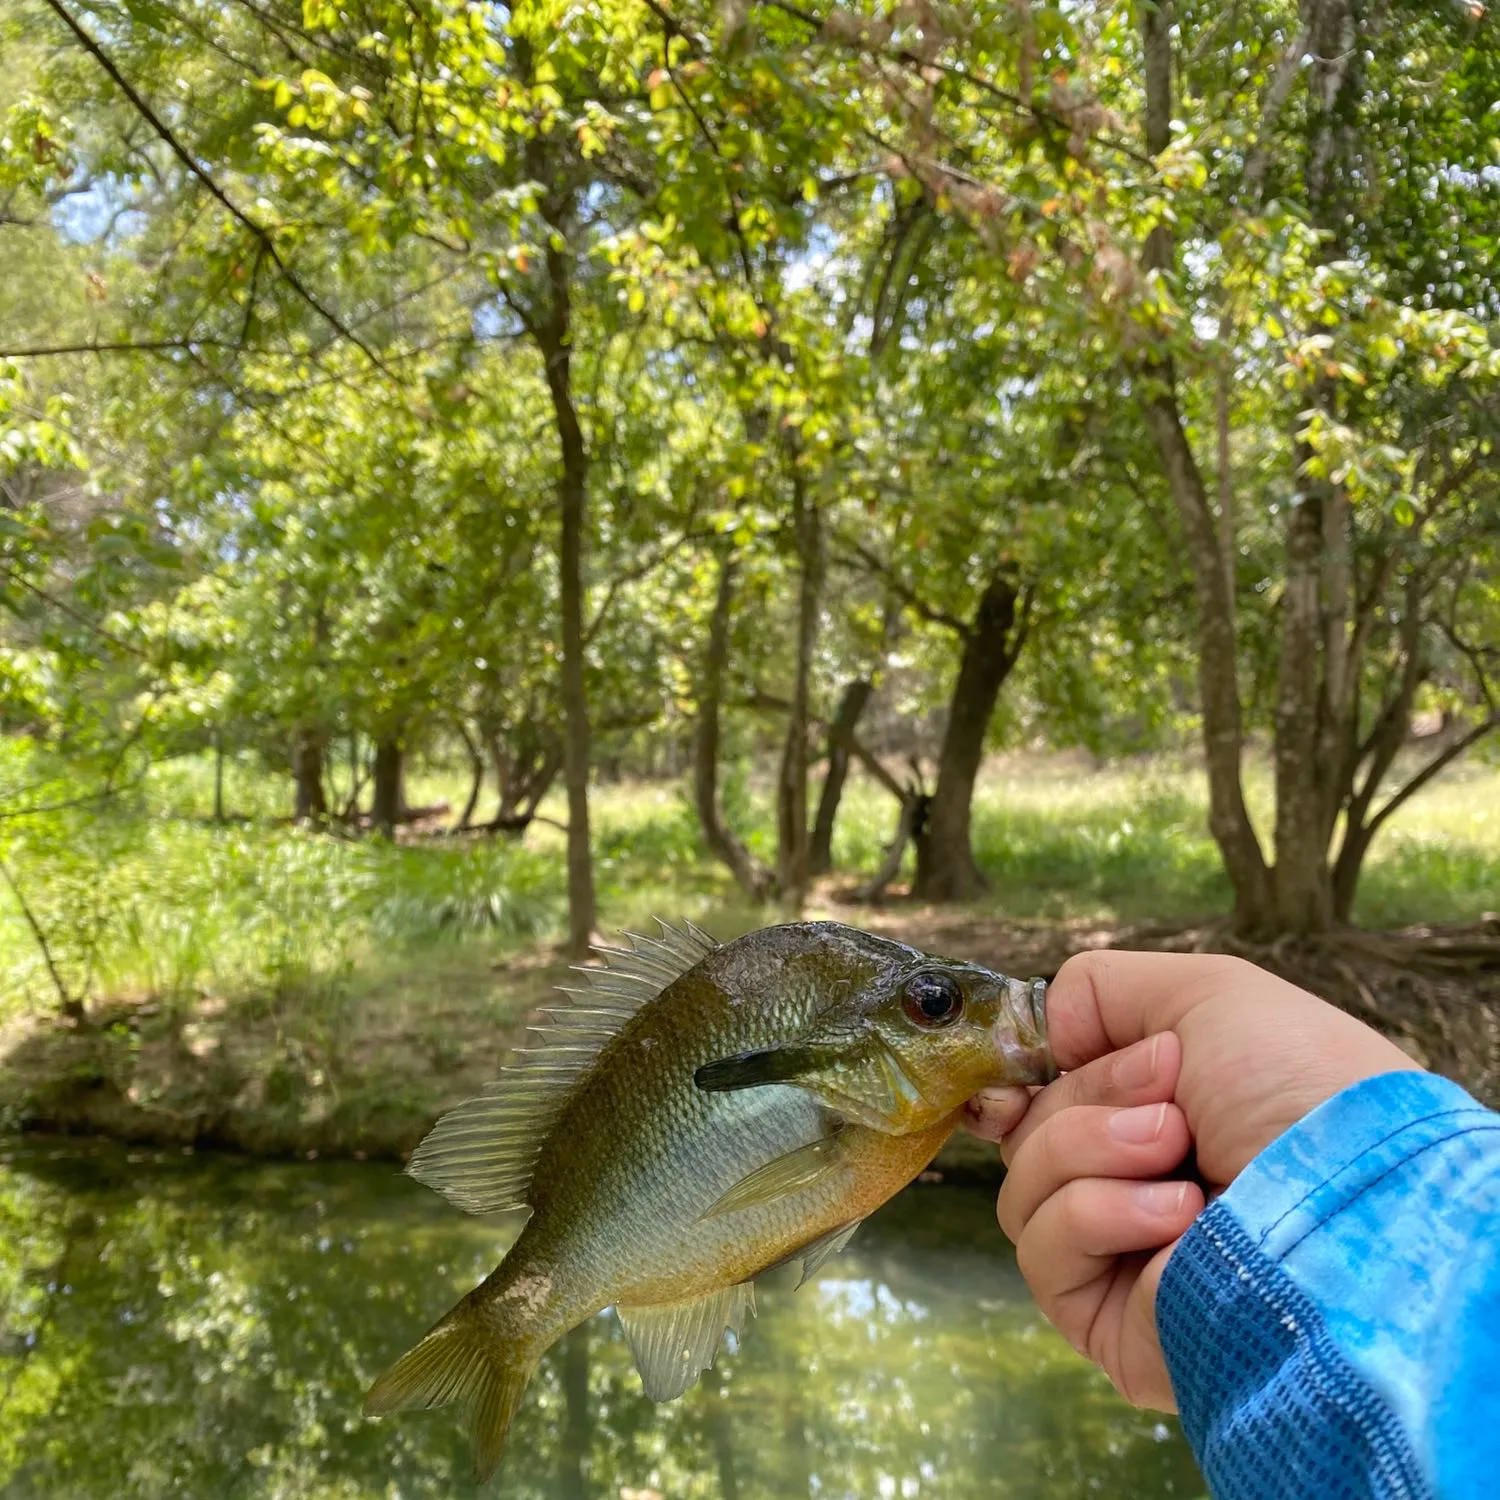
[1155,1070,1500,1500]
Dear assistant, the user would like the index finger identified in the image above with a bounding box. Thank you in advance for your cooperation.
[1047,950,1255,1070]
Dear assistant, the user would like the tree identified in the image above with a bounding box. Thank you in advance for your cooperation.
[723,0,1500,932]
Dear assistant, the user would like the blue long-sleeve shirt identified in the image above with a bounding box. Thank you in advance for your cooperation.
[1156,1071,1500,1499]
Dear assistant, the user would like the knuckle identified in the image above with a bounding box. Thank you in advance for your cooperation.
[1050,1178,1088,1239]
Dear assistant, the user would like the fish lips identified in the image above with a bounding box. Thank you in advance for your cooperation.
[992,976,1058,1085]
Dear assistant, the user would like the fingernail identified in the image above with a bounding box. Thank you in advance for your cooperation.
[1132,1181,1188,1217]
[1109,1102,1167,1144]
[1114,1035,1161,1091]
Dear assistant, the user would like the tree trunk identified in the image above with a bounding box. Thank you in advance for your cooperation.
[556,1324,591,1500]
[780,1383,813,1500]
[456,724,485,830]
[487,730,514,820]
[486,721,562,833]
[1266,0,1359,936]
[856,789,928,902]
[1268,489,1335,934]
[1330,822,1372,926]
[776,471,822,907]
[913,572,1021,901]
[702,1377,740,1500]
[533,185,597,958]
[340,731,365,821]
[694,550,776,899]
[212,730,226,823]
[292,731,327,824]
[1136,0,1272,929]
[371,738,403,836]
[809,676,874,876]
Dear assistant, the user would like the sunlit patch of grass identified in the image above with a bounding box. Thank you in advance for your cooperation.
[1354,834,1500,928]
[825,750,1499,927]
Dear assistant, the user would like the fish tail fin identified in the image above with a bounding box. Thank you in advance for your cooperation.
[364,1297,539,1481]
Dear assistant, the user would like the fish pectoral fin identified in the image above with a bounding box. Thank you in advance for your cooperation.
[694,1030,921,1134]
[700,1131,848,1220]
[793,1218,864,1287]
[693,1039,844,1093]
[616,1283,757,1402]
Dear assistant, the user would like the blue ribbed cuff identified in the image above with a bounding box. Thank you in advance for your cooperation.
[1159,1199,1432,1500]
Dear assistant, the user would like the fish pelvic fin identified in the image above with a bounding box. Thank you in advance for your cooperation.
[793,1218,863,1287]
[364,1301,539,1482]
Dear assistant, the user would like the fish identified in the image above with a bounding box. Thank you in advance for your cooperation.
[363,918,1055,1478]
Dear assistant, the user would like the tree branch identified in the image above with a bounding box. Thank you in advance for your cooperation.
[0,856,83,1019]
[0,560,156,661]
[835,536,972,637]
[758,0,1153,167]
[1439,615,1499,715]
[1241,25,1310,203]
[42,0,393,377]
[583,516,706,646]
[1366,716,1500,839]
[0,338,261,357]
[739,687,907,802]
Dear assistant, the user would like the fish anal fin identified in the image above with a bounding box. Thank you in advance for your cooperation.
[616,1283,757,1402]
[702,1131,848,1220]
[408,921,718,1215]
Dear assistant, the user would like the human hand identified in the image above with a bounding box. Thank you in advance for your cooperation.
[964,950,1420,1409]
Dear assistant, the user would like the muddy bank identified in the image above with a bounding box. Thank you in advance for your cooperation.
[4,913,1497,1176]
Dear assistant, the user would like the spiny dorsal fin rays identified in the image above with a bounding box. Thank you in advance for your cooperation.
[407,919,718,1216]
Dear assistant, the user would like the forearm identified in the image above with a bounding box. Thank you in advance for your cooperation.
[1157,1071,1500,1500]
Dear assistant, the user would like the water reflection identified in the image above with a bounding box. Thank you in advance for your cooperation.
[0,1140,1202,1498]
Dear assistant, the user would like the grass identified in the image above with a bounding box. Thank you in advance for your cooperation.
[0,741,1494,1157]
[828,749,1498,927]
[5,745,1495,1018]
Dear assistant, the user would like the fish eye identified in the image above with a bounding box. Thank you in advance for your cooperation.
[903,971,964,1028]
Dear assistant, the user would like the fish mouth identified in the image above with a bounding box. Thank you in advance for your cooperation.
[992,977,1058,1086]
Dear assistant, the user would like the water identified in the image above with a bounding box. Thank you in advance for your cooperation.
[0,1139,1202,1499]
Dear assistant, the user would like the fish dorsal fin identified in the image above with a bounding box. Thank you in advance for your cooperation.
[616,1283,757,1402]
[700,1125,849,1220]
[408,919,717,1214]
